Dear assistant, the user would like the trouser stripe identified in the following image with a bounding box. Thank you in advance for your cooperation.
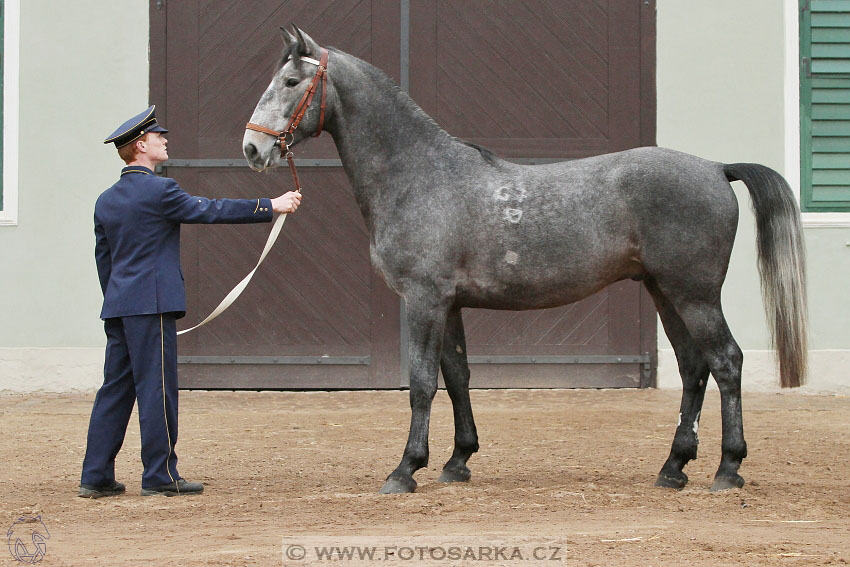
[161,315,178,493]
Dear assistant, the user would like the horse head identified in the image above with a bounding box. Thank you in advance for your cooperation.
[243,26,330,172]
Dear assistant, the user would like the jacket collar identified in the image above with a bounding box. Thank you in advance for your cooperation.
[120,165,154,176]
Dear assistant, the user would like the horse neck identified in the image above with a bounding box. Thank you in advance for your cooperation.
[325,55,452,226]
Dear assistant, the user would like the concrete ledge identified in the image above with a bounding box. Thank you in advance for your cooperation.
[2,347,846,394]
[657,349,850,394]
[0,348,103,392]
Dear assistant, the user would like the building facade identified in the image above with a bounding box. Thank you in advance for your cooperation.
[0,1,847,393]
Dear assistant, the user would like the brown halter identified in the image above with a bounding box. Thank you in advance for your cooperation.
[245,47,329,192]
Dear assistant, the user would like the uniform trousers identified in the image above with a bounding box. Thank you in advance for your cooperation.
[81,313,181,489]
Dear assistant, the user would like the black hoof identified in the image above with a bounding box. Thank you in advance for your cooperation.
[655,471,688,489]
[710,474,745,492]
[437,465,471,483]
[379,476,417,494]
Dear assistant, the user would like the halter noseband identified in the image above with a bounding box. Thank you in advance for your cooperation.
[245,48,329,192]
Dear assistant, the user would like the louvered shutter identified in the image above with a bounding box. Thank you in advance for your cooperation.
[800,0,850,211]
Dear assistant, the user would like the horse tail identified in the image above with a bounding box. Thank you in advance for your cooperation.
[724,163,808,387]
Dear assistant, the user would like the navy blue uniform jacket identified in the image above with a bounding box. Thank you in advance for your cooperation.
[95,166,273,319]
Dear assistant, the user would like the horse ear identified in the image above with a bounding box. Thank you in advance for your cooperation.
[292,25,321,58]
[280,26,297,48]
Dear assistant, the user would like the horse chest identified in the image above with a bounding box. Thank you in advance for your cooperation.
[369,242,409,295]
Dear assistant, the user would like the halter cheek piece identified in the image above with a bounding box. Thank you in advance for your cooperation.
[245,47,329,192]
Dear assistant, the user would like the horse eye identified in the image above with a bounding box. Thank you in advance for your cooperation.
[285,78,300,88]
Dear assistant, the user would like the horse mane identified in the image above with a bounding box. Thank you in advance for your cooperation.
[333,48,500,168]
[461,141,499,166]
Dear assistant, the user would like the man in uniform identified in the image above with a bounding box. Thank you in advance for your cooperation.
[79,106,301,497]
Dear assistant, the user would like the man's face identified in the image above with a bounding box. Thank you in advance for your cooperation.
[143,132,168,164]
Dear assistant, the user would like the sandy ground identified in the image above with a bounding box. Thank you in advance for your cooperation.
[1,388,848,566]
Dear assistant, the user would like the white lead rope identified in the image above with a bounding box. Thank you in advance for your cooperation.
[191,52,324,337]
[177,212,287,336]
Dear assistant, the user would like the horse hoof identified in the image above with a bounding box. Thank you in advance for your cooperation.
[655,472,688,490]
[710,474,745,492]
[379,477,417,494]
[437,466,471,483]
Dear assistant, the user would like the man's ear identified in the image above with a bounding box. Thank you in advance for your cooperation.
[292,25,321,58]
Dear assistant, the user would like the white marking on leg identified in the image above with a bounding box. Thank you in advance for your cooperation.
[677,412,682,427]
[504,250,519,264]
[456,345,463,354]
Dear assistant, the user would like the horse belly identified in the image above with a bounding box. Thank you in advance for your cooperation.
[455,254,641,310]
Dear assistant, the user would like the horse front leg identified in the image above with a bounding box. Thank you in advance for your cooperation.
[437,308,479,483]
[379,296,449,494]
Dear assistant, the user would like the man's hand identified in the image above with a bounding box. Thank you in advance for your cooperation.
[271,191,302,214]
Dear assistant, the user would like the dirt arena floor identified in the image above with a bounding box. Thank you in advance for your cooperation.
[1,388,848,566]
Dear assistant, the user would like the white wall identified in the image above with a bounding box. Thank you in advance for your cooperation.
[656,0,850,393]
[1,1,846,393]
[0,1,148,391]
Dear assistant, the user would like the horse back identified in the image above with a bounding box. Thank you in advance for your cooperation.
[373,146,737,309]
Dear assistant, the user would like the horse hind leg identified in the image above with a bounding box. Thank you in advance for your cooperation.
[645,278,710,489]
[661,284,747,491]
[437,308,479,483]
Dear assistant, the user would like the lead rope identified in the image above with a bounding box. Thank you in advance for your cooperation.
[176,212,288,336]
[178,49,328,336]
[179,50,328,336]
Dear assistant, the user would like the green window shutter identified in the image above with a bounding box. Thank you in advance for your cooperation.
[800,0,850,212]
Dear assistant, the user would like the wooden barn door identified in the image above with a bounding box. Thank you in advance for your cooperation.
[150,0,656,389]
[150,1,403,388]
[406,1,657,388]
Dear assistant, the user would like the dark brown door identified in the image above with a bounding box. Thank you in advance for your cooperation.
[151,0,403,388]
[150,0,656,389]
[406,1,657,388]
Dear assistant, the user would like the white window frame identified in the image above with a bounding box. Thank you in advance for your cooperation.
[0,0,19,226]
[785,0,850,227]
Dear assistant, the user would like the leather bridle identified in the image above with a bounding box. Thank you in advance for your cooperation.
[245,47,329,192]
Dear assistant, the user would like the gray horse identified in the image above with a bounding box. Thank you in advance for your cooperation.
[243,27,807,494]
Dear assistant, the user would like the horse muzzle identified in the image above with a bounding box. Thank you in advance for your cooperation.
[242,130,281,172]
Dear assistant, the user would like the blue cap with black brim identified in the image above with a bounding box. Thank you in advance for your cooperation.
[103,105,168,148]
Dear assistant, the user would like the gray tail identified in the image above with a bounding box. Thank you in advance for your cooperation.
[724,163,808,387]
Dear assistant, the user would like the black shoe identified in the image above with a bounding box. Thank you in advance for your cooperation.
[140,479,204,497]
[78,480,126,499]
